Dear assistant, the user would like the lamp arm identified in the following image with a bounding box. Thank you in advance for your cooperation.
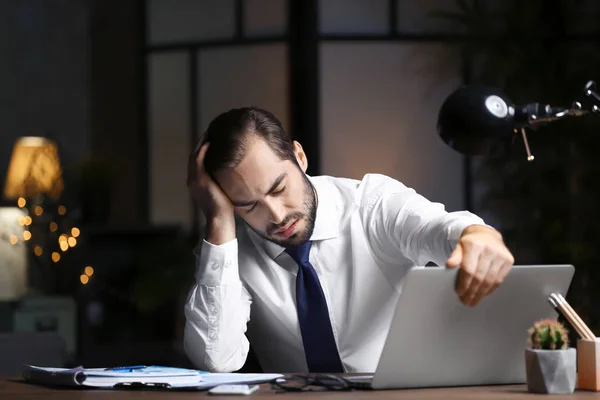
[512,81,600,161]
[523,103,590,125]
[521,81,600,126]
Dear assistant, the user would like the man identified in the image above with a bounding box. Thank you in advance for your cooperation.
[184,107,514,374]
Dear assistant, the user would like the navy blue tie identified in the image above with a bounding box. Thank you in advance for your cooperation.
[285,240,344,373]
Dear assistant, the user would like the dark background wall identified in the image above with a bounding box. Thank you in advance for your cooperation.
[0,0,91,187]
[89,0,145,226]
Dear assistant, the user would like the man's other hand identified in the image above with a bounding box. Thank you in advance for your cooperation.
[446,224,515,306]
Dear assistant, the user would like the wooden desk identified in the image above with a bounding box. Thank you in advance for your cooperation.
[3,378,600,399]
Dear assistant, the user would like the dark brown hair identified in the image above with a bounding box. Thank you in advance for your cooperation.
[199,107,295,178]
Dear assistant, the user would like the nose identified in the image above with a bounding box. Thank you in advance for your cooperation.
[264,198,286,225]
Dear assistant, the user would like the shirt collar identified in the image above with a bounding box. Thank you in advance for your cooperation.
[254,175,340,259]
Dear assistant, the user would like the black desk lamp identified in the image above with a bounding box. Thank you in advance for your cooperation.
[437,81,600,160]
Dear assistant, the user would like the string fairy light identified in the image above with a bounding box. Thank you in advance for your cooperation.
[4,201,104,289]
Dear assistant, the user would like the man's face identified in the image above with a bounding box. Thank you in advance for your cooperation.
[214,137,316,247]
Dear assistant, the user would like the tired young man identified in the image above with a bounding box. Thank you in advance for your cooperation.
[184,107,514,373]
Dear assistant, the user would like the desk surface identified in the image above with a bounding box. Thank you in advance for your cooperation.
[3,378,600,399]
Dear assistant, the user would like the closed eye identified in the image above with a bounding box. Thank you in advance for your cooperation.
[272,186,285,195]
[244,188,284,214]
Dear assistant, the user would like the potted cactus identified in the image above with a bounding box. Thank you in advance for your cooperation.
[525,318,576,394]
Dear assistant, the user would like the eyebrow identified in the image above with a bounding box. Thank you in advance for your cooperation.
[231,172,287,207]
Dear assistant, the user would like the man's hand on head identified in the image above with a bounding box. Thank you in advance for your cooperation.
[187,136,236,245]
[445,224,515,307]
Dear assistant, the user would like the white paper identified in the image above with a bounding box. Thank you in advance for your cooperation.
[84,366,201,377]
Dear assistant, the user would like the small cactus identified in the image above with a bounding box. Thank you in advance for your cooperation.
[528,318,569,350]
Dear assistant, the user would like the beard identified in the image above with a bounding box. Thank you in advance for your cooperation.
[246,172,317,248]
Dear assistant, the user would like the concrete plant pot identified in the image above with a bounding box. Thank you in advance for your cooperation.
[525,348,577,394]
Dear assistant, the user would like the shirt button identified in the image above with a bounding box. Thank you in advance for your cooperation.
[212,262,220,270]
[209,332,217,340]
[210,307,218,314]
[211,320,218,327]
[225,260,232,267]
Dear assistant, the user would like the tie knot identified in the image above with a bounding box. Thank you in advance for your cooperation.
[285,240,312,264]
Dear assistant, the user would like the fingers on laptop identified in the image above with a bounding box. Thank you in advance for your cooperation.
[455,240,514,307]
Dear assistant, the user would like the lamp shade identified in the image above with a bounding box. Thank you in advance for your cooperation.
[437,85,517,156]
[3,137,64,200]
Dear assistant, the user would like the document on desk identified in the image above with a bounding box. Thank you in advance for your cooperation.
[23,365,204,388]
[22,365,282,390]
[170,373,283,389]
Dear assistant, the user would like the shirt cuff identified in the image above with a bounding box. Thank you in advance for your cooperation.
[194,239,239,286]
[445,212,488,249]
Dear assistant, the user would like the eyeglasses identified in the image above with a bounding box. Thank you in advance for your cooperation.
[271,374,352,392]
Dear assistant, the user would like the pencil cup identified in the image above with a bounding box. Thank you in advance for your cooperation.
[577,338,600,391]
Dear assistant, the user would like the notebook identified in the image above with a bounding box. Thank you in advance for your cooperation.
[22,364,282,390]
[23,365,203,388]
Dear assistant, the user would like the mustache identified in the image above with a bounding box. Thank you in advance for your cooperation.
[267,212,305,236]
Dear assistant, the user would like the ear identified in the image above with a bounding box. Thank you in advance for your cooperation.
[292,141,308,173]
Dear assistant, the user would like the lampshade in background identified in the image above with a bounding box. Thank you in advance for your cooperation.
[3,137,64,201]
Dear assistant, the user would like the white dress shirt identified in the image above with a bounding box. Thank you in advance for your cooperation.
[183,173,485,373]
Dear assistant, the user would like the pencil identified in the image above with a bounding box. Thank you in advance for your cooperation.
[548,295,587,339]
[556,293,595,340]
[549,293,595,340]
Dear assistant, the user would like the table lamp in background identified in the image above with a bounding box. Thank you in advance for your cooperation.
[2,137,81,296]
[1,137,63,299]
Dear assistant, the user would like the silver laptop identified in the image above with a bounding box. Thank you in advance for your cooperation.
[346,264,575,390]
